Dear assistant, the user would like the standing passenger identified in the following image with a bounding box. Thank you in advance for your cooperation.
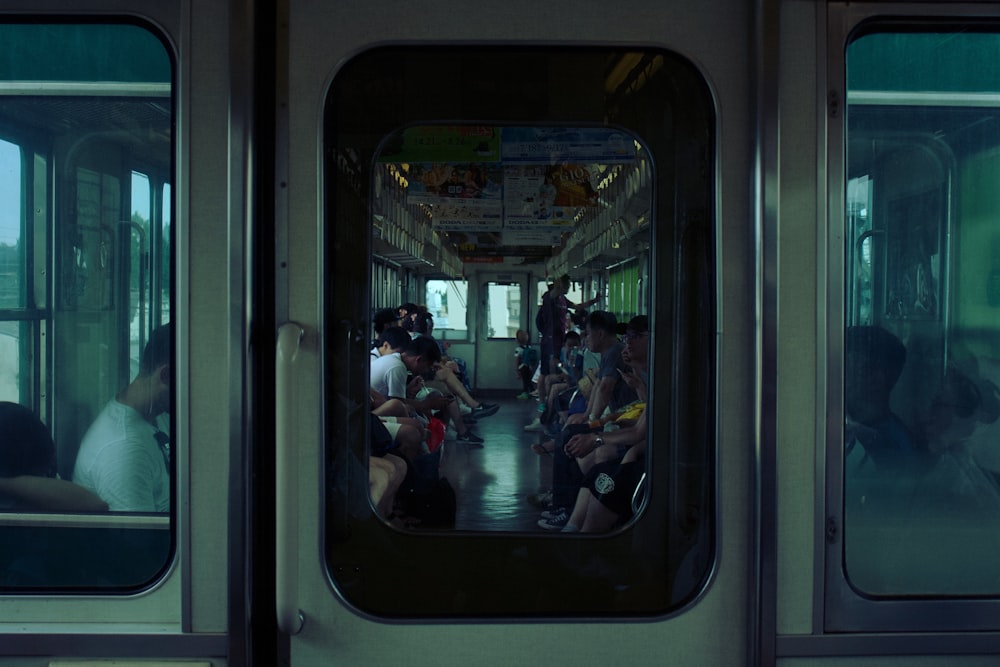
[535,282,557,380]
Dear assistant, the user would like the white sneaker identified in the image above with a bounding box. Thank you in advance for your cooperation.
[524,418,544,432]
[460,404,472,415]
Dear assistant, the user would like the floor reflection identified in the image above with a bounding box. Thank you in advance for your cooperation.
[440,397,551,532]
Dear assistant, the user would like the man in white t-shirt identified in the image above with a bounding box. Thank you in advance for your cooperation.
[371,335,485,446]
[73,325,171,512]
[370,326,410,361]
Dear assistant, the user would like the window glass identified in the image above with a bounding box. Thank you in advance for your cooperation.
[0,139,23,404]
[129,171,151,378]
[608,260,639,321]
[484,281,520,339]
[844,30,1000,596]
[160,182,171,326]
[0,139,21,310]
[0,22,173,591]
[425,279,468,337]
[325,47,715,617]
[0,326,19,402]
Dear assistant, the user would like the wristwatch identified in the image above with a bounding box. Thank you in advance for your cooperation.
[594,436,604,447]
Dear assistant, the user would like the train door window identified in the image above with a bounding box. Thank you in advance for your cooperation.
[484,281,521,339]
[325,47,716,617]
[425,278,468,339]
[831,25,1000,630]
[0,137,30,406]
[129,171,151,378]
[0,22,173,591]
[0,138,21,313]
[159,181,171,324]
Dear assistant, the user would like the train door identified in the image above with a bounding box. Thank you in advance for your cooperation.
[475,271,533,392]
[769,2,1000,663]
[0,2,242,664]
[278,0,753,664]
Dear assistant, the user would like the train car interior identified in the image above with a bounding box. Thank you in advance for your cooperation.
[3,3,1000,667]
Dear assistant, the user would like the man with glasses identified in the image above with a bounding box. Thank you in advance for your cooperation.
[564,311,638,431]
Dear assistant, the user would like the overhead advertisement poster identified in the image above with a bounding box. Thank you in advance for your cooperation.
[499,126,636,165]
[433,202,503,232]
[377,125,501,163]
[503,163,591,241]
[374,125,640,261]
[499,127,633,243]
[406,162,504,205]
[449,230,554,264]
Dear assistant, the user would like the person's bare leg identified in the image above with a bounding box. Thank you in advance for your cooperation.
[564,487,591,532]
[434,366,481,408]
[546,381,567,413]
[383,415,427,433]
[384,452,407,484]
[373,398,409,418]
[581,500,620,533]
[446,399,473,436]
[368,461,390,514]
[537,374,550,403]
[393,423,426,461]
[576,450,597,476]
[379,453,407,516]
[593,444,619,466]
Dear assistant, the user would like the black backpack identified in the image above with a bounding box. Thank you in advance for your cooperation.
[403,477,457,528]
[398,450,457,528]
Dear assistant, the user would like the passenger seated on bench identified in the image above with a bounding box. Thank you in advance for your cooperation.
[73,324,172,512]
[369,328,439,459]
[411,310,468,388]
[527,321,597,451]
[410,310,499,421]
[536,330,582,422]
[564,311,637,429]
[369,326,432,458]
[369,394,431,463]
[397,302,421,331]
[371,326,411,359]
[960,357,1000,485]
[0,401,107,512]
[844,325,925,472]
[371,307,400,347]
[562,428,648,533]
[369,453,406,519]
[537,313,644,530]
[369,334,484,446]
[367,414,408,519]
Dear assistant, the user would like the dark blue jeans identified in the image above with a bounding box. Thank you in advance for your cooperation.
[551,423,597,510]
[539,339,554,376]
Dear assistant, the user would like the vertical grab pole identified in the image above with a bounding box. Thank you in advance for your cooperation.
[276,322,305,635]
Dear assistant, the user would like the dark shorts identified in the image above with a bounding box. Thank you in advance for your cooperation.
[583,459,646,517]
[370,413,398,457]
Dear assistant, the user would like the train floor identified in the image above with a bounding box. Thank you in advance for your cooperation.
[438,394,554,532]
